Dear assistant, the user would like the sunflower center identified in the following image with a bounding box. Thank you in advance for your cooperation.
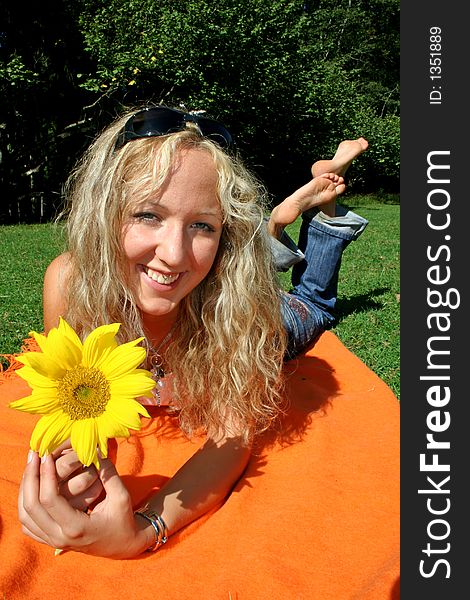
[57,365,111,420]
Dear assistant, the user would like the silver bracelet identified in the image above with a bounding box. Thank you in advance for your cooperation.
[134,505,169,552]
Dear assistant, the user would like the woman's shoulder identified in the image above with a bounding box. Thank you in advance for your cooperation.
[44,252,73,284]
[43,253,73,331]
[46,251,72,271]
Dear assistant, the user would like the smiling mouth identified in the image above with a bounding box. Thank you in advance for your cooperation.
[144,267,180,285]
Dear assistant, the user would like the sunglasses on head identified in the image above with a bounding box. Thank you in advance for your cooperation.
[114,106,234,151]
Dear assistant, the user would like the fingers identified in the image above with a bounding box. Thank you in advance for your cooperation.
[20,523,52,546]
[59,466,98,496]
[51,439,72,459]
[21,451,90,549]
[97,456,132,511]
[56,454,99,495]
[54,446,103,510]
[61,475,103,511]
[55,448,83,481]
[38,454,85,527]
[98,456,124,494]
[19,452,62,546]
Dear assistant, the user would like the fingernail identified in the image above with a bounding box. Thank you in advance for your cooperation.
[27,450,34,464]
[41,453,48,464]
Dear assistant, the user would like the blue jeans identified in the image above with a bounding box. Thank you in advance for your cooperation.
[269,206,368,360]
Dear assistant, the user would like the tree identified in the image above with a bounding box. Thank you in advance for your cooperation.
[75,0,399,195]
[0,0,399,223]
[0,0,97,223]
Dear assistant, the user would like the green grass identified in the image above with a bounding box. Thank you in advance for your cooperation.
[0,223,65,361]
[1,196,400,397]
[278,194,400,398]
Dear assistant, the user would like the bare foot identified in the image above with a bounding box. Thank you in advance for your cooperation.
[311,137,369,178]
[268,173,344,238]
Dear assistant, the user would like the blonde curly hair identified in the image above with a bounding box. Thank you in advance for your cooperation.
[60,108,287,441]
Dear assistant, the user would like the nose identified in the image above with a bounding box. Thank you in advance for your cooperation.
[154,222,189,269]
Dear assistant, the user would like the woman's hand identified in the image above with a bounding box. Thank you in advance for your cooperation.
[18,451,152,558]
[52,442,103,511]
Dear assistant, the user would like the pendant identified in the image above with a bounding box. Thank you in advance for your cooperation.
[151,374,165,406]
[152,366,165,380]
[150,352,165,378]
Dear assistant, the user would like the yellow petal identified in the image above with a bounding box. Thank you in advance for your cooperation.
[108,394,151,421]
[57,317,83,349]
[70,419,98,467]
[30,331,49,353]
[109,370,155,399]
[97,413,131,440]
[30,411,72,455]
[110,395,150,418]
[17,352,67,381]
[44,325,83,370]
[99,342,146,380]
[97,434,109,460]
[38,418,73,456]
[29,318,83,372]
[81,323,121,369]
[16,365,59,390]
[96,414,130,456]
[105,399,148,429]
[9,388,59,414]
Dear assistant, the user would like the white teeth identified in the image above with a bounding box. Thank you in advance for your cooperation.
[146,268,179,285]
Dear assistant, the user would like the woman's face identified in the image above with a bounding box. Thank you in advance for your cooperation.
[122,147,223,324]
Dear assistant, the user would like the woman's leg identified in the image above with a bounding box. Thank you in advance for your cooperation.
[268,139,369,359]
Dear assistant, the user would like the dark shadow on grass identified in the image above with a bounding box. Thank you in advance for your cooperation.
[334,286,390,322]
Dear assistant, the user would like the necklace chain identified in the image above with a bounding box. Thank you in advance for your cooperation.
[147,328,174,406]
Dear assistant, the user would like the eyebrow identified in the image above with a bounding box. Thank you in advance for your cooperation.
[193,209,221,217]
[139,201,222,219]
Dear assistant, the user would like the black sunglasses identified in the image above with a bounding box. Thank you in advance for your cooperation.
[114,106,234,151]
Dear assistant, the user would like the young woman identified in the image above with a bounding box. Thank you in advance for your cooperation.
[17,106,368,558]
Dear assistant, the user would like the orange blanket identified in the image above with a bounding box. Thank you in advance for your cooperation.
[0,331,399,600]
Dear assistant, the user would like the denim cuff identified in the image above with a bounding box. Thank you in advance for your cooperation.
[304,204,369,240]
[268,228,305,272]
[266,204,368,272]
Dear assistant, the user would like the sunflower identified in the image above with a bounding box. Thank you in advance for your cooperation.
[9,318,154,468]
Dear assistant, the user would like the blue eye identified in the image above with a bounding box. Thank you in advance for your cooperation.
[191,222,216,232]
[134,212,160,222]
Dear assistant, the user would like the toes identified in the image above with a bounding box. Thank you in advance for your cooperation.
[357,137,369,151]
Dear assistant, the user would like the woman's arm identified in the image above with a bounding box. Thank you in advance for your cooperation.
[140,433,251,539]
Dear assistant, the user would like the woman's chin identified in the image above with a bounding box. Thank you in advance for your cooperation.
[139,301,180,322]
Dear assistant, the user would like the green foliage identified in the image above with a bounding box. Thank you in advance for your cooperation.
[351,114,400,191]
[0,55,39,86]
[74,0,399,195]
[0,0,399,224]
[0,2,96,223]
